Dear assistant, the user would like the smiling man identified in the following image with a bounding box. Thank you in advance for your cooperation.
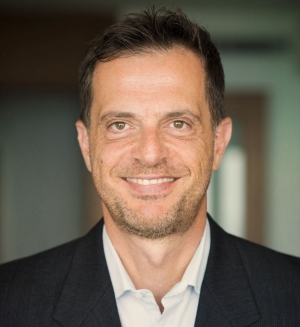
[0,7,300,327]
[77,49,226,241]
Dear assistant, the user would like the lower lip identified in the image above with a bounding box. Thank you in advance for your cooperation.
[122,178,177,196]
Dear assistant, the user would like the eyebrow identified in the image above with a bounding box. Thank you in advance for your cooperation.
[99,111,137,122]
[162,109,203,124]
[99,109,203,124]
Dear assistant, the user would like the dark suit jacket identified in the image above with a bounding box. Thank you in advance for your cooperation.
[0,216,299,326]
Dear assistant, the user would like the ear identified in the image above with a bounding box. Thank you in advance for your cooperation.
[212,117,232,171]
[76,120,92,172]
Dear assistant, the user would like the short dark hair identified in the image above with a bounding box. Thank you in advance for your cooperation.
[79,7,225,129]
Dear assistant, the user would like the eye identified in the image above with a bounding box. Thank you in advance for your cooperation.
[171,120,188,129]
[110,122,129,131]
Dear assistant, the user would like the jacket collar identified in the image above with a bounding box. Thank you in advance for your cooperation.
[53,219,121,327]
[195,216,260,326]
[53,216,260,327]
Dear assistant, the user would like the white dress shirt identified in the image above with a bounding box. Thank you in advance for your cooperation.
[103,219,210,327]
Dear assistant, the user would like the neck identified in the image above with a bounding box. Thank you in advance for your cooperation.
[104,206,207,311]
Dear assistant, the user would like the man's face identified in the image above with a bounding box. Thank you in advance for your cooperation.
[77,47,231,239]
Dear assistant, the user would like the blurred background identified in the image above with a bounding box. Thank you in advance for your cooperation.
[0,0,299,263]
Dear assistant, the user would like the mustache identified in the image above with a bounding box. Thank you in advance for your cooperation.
[111,160,189,177]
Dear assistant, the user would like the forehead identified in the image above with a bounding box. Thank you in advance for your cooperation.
[90,48,207,118]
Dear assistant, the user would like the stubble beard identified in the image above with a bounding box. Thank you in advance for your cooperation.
[91,158,213,240]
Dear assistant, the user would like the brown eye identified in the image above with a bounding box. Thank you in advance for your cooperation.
[111,122,127,130]
[173,121,186,129]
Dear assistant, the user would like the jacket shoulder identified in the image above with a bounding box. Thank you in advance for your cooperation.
[234,234,300,274]
[0,220,106,326]
[0,238,80,317]
[0,236,81,283]
[208,216,300,277]
[232,234,300,317]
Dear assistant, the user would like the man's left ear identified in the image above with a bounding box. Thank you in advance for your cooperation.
[212,117,232,171]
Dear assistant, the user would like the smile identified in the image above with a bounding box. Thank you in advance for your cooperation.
[125,178,175,185]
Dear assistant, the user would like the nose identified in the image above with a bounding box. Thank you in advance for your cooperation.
[132,127,167,166]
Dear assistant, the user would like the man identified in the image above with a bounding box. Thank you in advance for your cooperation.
[0,7,299,327]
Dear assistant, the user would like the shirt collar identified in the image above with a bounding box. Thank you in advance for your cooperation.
[103,226,135,298]
[182,219,210,294]
[103,218,211,298]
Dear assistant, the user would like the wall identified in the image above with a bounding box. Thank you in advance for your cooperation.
[0,91,83,263]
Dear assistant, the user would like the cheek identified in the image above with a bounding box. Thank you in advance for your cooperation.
[186,141,214,173]
[91,145,131,178]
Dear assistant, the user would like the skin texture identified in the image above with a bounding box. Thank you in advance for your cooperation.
[76,47,232,311]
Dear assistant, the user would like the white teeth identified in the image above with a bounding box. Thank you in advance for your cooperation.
[126,178,174,185]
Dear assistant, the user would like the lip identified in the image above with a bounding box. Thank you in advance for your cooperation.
[126,177,175,185]
[122,174,179,179]
[121,176,179,196]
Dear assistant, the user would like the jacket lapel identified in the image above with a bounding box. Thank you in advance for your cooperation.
[195,216,260,327]
[53,220,121,327]
[53,215,261,327]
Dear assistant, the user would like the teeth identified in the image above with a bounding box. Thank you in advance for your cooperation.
[126,178,174,185]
